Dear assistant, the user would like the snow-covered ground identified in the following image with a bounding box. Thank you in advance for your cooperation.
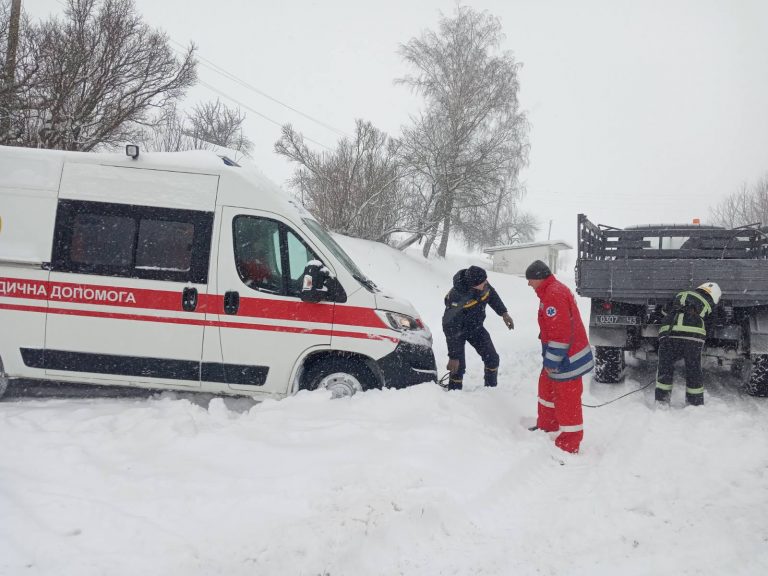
[2,236,767,576]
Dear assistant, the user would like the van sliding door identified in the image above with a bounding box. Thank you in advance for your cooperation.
[36,164,217,388]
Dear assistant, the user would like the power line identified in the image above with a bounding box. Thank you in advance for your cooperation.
[197,79,334,151]
[172,39,349,139]
[48,0,341,151]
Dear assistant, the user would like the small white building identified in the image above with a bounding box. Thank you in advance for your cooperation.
[484,240,573,275]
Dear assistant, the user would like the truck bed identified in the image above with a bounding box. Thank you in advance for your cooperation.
[577,258,768,305]
[576,214,768,306]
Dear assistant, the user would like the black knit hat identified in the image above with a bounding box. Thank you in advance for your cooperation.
[465,265,488,286]
[525,260,552,280]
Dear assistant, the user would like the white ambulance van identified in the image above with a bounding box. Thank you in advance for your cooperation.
[0,145,436,399]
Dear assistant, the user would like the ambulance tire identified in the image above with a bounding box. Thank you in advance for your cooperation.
[746,354,768,397]
[593,346,624,384]
[303,357,379,398]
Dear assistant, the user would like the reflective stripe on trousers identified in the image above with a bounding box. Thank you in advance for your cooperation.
[537,369,583,453]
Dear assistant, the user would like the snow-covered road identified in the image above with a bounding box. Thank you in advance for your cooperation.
[2,237,767,576]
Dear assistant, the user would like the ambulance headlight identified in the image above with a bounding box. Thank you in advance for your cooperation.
[377,311,421,331]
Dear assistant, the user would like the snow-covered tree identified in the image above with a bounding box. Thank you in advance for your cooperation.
[709,174,768,228]
[1,0,196,151]
[275,119,408,243]
[397,6,530,257]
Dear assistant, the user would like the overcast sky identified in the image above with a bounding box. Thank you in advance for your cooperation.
[29,0,768,246]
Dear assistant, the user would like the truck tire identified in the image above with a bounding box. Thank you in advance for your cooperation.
[302,357,379,398]
[746,355,768,397]
[594,346,625,384]
[0,358,8,400]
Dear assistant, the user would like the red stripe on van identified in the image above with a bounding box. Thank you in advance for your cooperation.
[0,276,389,329]
[0,302,398,343]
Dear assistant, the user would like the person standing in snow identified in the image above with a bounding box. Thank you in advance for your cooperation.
[442,265,514,390]
[526,260,593,454]
[655,282,720,406]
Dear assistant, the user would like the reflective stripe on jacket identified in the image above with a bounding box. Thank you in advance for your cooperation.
[658,289,714,341]
[535,275,594,381]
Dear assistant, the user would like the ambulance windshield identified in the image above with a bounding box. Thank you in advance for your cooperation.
[303,218,377,291]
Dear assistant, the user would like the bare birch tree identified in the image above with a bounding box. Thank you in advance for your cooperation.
[1,0,196,151]
[275,119,408,242]
[709,175,768,228]
[397,6,530,257]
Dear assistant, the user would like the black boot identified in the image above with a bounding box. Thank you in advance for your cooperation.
[484,366,498,387]
[655,388,671,403]
[686,392,704,406]
[447,377,463,391]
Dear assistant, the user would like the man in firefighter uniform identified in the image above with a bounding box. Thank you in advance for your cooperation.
[443,265,514,390]
[655,281,721,405]
[526,260,594,454]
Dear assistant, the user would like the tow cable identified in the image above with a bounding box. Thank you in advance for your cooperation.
[580,379,654,408]
[437,372,655,408]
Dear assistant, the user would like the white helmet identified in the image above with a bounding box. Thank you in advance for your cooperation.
[697,282,722,305]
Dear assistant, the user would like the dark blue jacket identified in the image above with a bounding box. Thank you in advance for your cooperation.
[442,269,507,358]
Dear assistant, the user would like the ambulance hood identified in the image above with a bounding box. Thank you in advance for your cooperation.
[374,290,420,319]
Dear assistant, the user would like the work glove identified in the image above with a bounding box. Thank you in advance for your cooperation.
[502,312,514,330]
[446,358,460,374]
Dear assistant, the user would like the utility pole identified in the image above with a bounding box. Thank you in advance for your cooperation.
[547,219,553,241]
[1,0,23,139]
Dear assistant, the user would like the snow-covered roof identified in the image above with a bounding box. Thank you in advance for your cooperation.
[483,240,573,253]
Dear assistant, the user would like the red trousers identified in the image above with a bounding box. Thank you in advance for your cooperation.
[537,370,584,453]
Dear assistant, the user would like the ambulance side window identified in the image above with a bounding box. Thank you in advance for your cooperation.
[70,213,136,267]
[284,228,318,297]
[136,219,195,273]
[52,200,213,283]
[233,216,284,294]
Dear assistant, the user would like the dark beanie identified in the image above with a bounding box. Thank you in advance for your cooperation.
[525,260,552,280]
[465,265,488,286]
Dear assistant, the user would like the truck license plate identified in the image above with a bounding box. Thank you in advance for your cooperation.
[595,315,638,325]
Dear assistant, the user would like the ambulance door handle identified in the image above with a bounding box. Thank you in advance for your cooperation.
[224,291,240,315]
[182,287,198,312]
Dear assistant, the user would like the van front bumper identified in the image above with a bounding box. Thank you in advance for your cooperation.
[377,342,437,389]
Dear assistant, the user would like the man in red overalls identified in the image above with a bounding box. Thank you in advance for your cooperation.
[526,260,594,453]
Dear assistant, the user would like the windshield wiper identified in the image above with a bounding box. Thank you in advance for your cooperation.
[353,273,378,292]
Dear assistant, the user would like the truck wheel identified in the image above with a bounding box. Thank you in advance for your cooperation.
[746,355,768,397]
[303,358,379,398]
[594,346,625,384]
[0,358,9,400]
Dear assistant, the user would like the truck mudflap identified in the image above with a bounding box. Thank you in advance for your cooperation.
[376,342,437,388]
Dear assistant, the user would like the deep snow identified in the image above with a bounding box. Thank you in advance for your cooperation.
[2,236,768,576]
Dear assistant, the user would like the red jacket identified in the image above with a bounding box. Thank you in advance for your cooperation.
[535,275,594,381]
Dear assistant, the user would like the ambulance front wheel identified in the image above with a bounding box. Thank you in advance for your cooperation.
[303,357,379,398]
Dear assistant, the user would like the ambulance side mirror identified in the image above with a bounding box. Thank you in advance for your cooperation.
[300,261,330,303]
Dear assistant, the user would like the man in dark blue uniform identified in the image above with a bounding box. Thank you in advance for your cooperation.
[442,266,514,390]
